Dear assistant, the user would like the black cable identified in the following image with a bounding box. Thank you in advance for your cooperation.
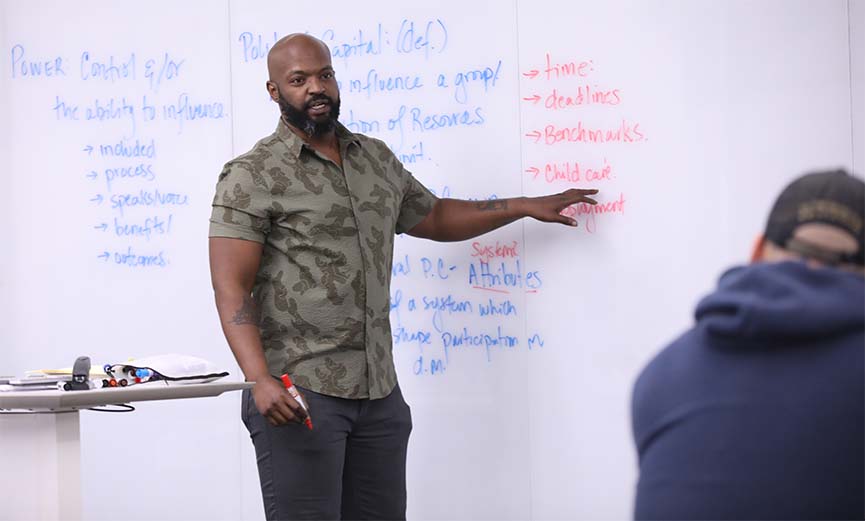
[0,409,79,415]
[0,404,136,414]
[87,403,135,413]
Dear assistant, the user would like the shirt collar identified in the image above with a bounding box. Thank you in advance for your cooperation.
[275,117,361,159]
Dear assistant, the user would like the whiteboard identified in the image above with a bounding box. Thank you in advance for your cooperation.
[1,1,861,519]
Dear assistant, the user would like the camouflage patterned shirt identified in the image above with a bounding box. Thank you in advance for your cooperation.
[209,119,437,399]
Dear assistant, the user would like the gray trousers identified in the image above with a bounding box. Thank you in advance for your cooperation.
[241,384,413,521]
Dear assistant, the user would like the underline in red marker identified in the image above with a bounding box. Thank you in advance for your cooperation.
[472,286,511,294]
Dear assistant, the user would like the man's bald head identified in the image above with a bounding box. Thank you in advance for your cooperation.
[265,33,340,138]
[267,33,331,82]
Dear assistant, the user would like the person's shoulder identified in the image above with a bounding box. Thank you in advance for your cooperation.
[631,327,712,445]
[215,138,279,189]
[344,128,394,156]
[354,133,387,148]
[334,123,402,165]
[633,328,704,398]
[227,131,285,171]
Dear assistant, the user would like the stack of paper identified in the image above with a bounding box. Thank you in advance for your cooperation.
[0,374,69,392]
[0,367,107,392]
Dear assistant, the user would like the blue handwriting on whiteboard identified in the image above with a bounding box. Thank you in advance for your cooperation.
[161,93,226,133]
[344,110,381,134]
[110,214,173,241]
[237,31,280,63]
[478,298,517,317]
[392,326,432,349]
[102,163,155,192]
[392,254,411,277]
[10,45,65,78]
[397,141,426,164]
[441,325,518,363]
[384,105,485,151]
[452,60,502,103]
[412,354,446,376]
[420,257,456,280]
[349,69,423,99]
[97,247,167,268]
[528,333,545,350]
[468,260,542,291]
[395,19,448,59]
[51,96,137,134]
[109,189,189,217]
[91,138,156,159]
[323,24,384,65]
[80,51,136,82]
[144,52,184,91]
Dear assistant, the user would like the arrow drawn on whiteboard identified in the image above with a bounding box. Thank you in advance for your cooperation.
[82,145,93,155]
[97,252,110,261]
[525,131,541,143]
[525,167,539,177]
[90,194,104,204]
[522,70,539,79]
[522,94,541,103]
[86,171,98,180]
[93,223,108,232]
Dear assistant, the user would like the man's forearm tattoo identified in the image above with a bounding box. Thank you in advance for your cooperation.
[475,200,508,212]
[231,295,260,325]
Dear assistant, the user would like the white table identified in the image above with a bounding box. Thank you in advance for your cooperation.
[0,381,253,521]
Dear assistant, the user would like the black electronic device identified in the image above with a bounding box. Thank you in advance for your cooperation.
[63,356,91,391]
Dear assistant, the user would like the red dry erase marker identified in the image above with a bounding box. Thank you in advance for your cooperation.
[281,374,313,430]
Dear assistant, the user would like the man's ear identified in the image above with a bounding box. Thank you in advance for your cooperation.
[750,234,767,263]
[266,81,278,102]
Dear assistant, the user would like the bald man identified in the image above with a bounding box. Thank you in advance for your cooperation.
[631,170,865,520]
[209,34,598,520]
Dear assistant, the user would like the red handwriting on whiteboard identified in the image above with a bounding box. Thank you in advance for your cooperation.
[524,121,645,145]
[561,193,626,218]
[560,192,627,233]
[471,240,520,263]
[544,53,594,80]
[525,159,613,184]
[546,86,621,109]
[522,53,595,81]
[523,87,622,109]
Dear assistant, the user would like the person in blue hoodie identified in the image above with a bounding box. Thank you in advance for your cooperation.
[631,169,864,520]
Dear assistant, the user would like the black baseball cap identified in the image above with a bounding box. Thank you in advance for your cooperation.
[764,169,864,266]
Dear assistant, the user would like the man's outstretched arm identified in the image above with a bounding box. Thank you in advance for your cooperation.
[407,188,598,242]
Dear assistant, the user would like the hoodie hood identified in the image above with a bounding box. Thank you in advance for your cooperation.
[695,261,864,341]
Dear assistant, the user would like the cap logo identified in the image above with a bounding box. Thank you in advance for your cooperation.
[797,199,862,234]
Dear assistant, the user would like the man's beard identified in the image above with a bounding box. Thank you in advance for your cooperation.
[277,88,341,138]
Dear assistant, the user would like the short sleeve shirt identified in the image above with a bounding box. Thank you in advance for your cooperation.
[209,119,437,399]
